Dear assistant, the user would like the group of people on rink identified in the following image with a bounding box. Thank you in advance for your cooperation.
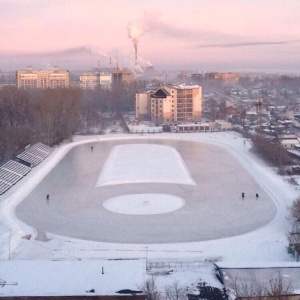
[242,192,259,199]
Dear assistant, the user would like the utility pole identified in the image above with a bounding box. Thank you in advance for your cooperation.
[255,98,262,134]
[8,229,11,260]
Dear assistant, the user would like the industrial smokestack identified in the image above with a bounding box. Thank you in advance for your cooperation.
[133,40,138,65]
[127,21,143,66]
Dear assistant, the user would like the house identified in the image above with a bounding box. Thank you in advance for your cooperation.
[277,134,300,149]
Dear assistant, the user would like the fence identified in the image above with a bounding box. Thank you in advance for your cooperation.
[147,260,206,269]
[130,129,163,134]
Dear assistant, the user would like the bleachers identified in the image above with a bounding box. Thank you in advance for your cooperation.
[16,143,54,167]
[0,142,53,195]
[0,168,22,185]
[1,160,31,176]
[0,180,11,195]
[0,160,32,195]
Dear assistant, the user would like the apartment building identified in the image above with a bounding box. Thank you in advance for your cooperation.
[80,73,99,89]
[205,72,239,81]
[16,68,69,89]
[112,69,134,84]
[80,72,112,89]
[136,84,202,124]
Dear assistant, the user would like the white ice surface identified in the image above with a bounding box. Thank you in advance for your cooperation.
[103,193,185,215]
[95,144,195,186]
[1,132,300,296]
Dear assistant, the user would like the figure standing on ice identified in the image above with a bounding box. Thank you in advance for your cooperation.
[256,193,259,199]
[91,146,93,152]
[46,194,49,204]
[242,192,245,199]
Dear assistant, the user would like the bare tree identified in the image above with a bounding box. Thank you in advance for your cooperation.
[227,270,293,298]
[268,269,293,297]
[287,197,300,224]
[138,276,161,300]
[164,280,187,300]
[227,273,267,298]
[252,134,292,168]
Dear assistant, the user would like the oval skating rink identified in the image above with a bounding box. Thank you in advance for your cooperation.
[16,137,276,244]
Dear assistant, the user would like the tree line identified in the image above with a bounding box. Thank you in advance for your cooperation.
[234,128,293,169]
[0,81,146,163]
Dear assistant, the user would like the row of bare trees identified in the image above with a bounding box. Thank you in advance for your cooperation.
[139,271,294,300]
[138,278,187,300]
[0,81,147,162]
[227,270,293,299]
[234,128,293,169]
[251,134,293,168]
[0,87,81,161]
[287,197,300,257]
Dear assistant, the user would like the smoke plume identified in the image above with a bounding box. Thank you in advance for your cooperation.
[128,12,300,49]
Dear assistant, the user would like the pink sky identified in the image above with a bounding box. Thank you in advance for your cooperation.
[1,0,300,72]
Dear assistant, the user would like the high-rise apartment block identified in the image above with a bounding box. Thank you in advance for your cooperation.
[136,84,202,124]
[16,68,70,89]
[80,73,112,89]
[112,69,134,84]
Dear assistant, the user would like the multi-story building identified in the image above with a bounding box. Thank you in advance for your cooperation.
[136,84,202,124]
[80,73,98,89]
[16,68,69,89]
[80,72,112,89]
[214,72,239,81]
[204,72,239,81]
[112,69,134,84]
[99,73,112,89]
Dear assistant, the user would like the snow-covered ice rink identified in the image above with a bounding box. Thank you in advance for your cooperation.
[15,138,275,243]
[0,132,298,261]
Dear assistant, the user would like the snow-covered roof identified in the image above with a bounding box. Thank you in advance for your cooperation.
[174,84,200,89]
[216,261,300,269]
[288,149,300,157]
[216,262,300,294]
[0,260,146,297]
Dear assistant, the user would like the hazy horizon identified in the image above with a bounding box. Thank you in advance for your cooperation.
[1,0,300,73]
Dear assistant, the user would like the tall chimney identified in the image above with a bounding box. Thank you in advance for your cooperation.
[134,42,138,66]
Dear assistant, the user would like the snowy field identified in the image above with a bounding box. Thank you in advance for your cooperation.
[0,131,299,295]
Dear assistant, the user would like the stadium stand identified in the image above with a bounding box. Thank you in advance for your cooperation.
[0,143,53,195]
[16,142,54,167]
[0,180,11,195]
[0,160,31,195]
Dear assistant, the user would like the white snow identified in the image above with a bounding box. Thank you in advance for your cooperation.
[95,144,195,186]
[0,259,146,296]
[0,131,300,296]
[103,194,185,215]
